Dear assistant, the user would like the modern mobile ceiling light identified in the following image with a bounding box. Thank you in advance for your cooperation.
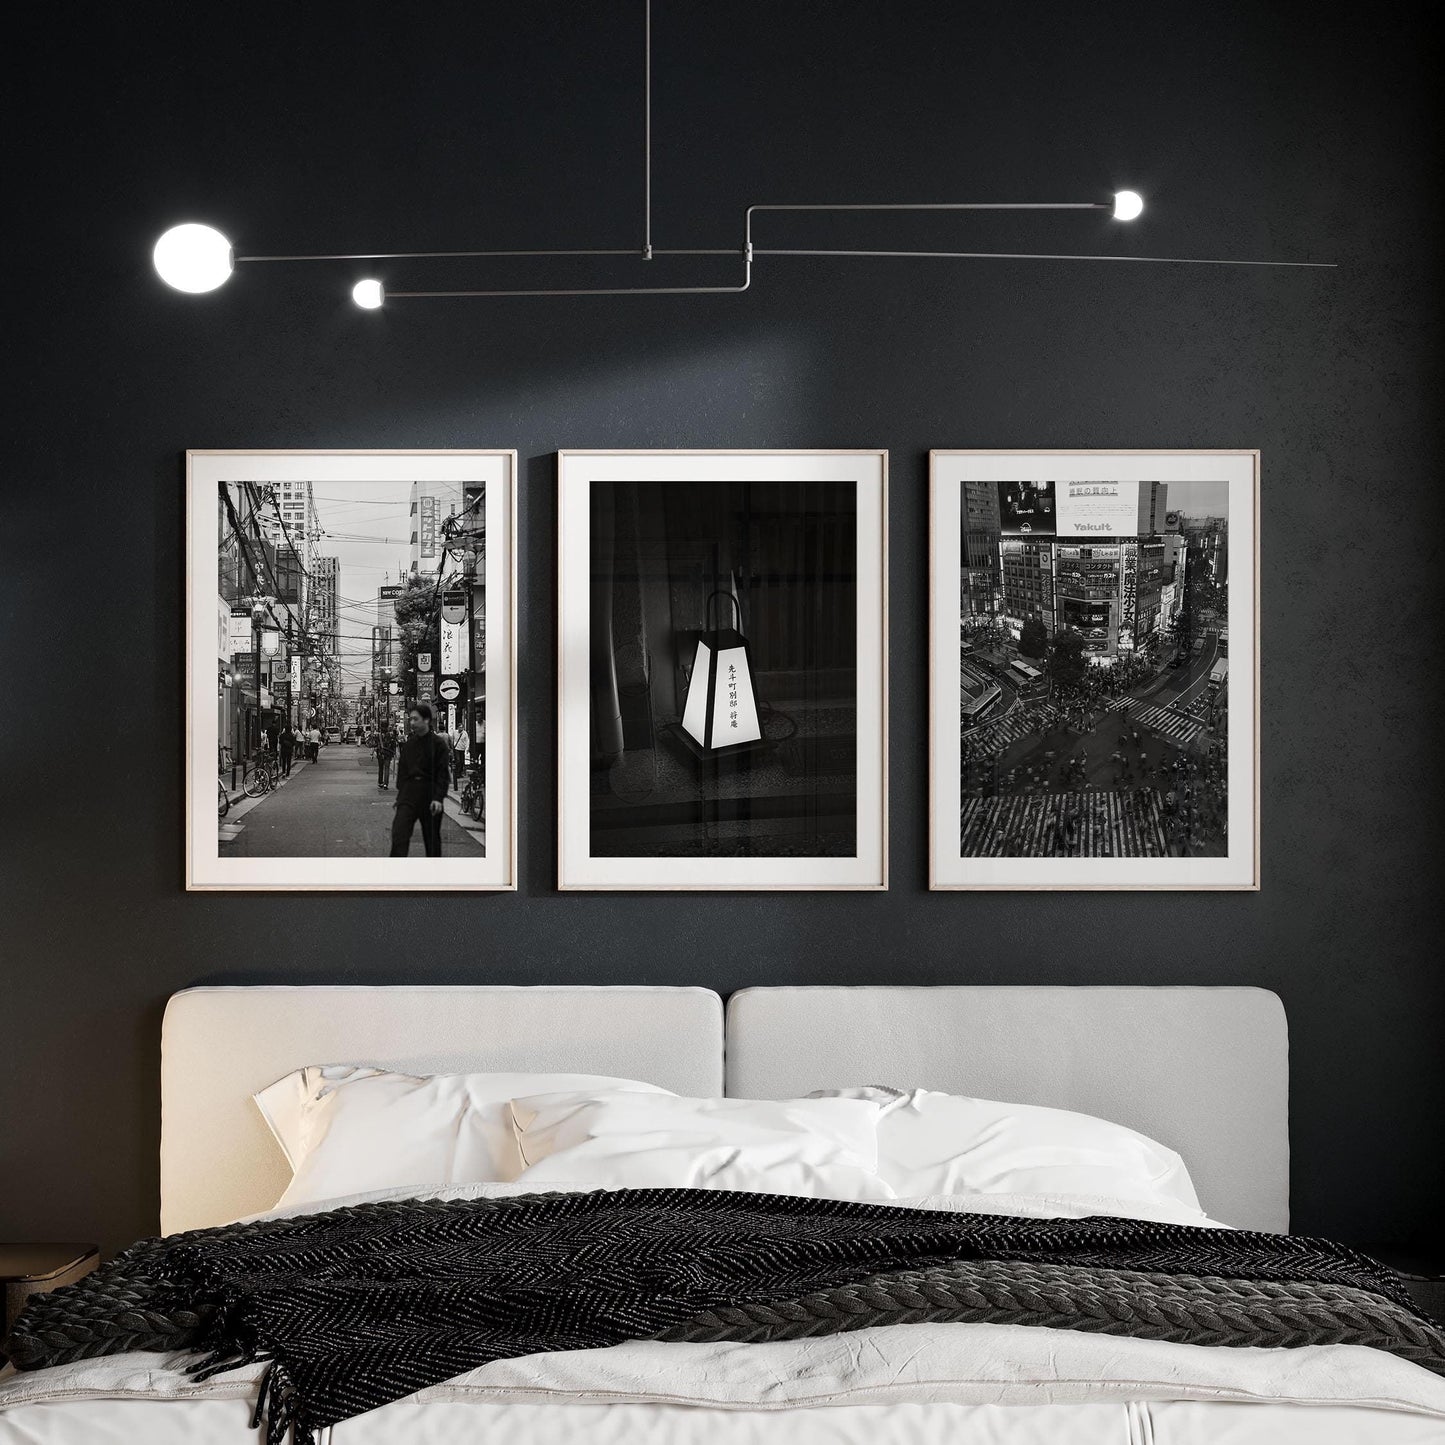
[152,4,1331,308]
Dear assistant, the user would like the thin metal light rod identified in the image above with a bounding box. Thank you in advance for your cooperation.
[235,248,636,263]
[388,282,751,298]
[235,246,740,263]
[233,203,1112,264]
[749,202,1109,212]
[644,0,652,257]
[756,247,1337,268]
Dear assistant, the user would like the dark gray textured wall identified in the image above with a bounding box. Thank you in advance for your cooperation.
[3,1,1441,1256]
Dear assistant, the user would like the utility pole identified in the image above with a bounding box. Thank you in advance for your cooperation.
[251,597,264,754]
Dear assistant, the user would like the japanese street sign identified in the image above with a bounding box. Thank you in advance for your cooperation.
[439,618,468,675]
[227,612,253,651]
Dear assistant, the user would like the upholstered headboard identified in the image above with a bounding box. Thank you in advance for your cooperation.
[160,985,725,1233]
[725,986,1289,1233]
[161,983,1287,1236]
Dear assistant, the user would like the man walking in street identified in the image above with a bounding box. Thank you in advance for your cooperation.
[377,724,396,790]
[450,721,468,789]
[390,702,450,857]
[279,722,296,777]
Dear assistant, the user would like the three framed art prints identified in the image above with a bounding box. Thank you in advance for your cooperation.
[185,449,1258,893]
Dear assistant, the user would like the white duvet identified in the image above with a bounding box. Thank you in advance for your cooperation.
[4,1184,1444,1445]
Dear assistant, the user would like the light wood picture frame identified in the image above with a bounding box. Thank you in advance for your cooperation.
[558,449,889,890]
[929,450,1259,890]
[187,449,518,890]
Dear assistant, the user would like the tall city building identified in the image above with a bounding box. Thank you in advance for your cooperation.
[257,482,319,681]
[1159,533,1189,628]
[261,481,322,568]
[961,480,1001,616]
[997,480,1178,661]
[312,556,339,644]
[311,555,340,697]
[1181,516,1228,585]
[1000,540,1055,634]
[373,582,404,692]
[1138,480,1169,536]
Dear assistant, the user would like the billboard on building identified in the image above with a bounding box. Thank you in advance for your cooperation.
[227,611,253,652]
[419,495,439,559]
[999,481,1057,536]
[1000,479,1151,538]
[1055,480,1141,538]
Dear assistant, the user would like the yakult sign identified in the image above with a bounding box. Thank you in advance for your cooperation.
[1056,480,1140,538]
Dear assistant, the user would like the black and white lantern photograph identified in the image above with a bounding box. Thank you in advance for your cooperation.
[187,451,516,890]
[929,451,1258,890]
[559,451,888,890]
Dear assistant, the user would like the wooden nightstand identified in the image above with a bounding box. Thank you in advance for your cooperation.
[1,1244,100,1359]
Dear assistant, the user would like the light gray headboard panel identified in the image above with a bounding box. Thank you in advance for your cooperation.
[725,986,1289,1233]
[161,985,724,1234]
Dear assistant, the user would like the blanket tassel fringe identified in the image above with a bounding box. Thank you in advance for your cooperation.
[187,1348,312,1445]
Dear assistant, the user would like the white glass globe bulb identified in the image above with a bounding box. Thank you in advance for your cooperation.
[352,279,385,309]
[153,224,234,292]
[1112,190,1144,222]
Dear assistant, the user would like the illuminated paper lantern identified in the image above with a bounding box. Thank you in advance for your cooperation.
[680,592,762,750]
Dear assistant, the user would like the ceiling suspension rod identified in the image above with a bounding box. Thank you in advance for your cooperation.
[644,0,652,259]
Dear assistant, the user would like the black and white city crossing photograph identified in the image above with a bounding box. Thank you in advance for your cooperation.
[187,452,516,891]
[929,453,1258,890]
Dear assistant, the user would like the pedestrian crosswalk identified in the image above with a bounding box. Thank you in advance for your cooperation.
[961,706,1059,762]
[1123,701,1203,745]
[960,788,1169,858]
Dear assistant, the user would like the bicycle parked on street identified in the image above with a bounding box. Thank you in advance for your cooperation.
[218,746,236,817]
[460,762,485,820]
[243,747,280,798]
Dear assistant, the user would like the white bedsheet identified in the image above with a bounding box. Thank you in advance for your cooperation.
[4,1184,1443,1444]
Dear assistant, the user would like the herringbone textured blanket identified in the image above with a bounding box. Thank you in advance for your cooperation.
[9,1189,1443,1445]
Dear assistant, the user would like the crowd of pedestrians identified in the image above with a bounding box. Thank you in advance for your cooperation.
[965,785,1169,858]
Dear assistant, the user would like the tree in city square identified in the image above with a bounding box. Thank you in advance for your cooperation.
[1019,615,1049,660]
[1048,629,1089,692]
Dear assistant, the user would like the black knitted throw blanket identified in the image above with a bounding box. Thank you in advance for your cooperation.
[9,1189,1444,1445]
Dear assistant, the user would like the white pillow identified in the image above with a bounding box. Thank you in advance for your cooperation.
[252,1067,673,1210]
[511,1091,895,1201]
[810,1087,1200,1210]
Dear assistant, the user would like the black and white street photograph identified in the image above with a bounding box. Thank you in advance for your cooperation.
[930,453,1257,890]
[559,451,887,890]
[188,452,516,890]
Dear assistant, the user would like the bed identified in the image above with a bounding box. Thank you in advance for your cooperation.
[2,983,1441,1444]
